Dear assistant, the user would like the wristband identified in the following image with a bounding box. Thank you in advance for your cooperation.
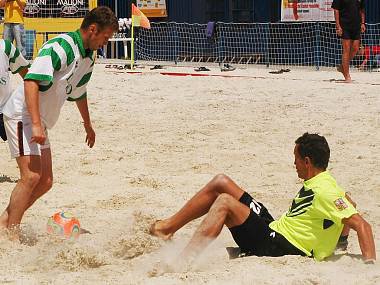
[338,235,348,243]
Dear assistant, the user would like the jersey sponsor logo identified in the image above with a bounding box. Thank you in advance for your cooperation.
[334,198,348,211]
[24,2,42,15]
[286,187,315,217]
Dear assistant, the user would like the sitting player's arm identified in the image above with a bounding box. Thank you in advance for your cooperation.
[342,214,376,263]
[345,193,356,208]
[75,97,95,148]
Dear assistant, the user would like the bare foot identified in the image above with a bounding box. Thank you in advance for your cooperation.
[149,220,173,240]
[342,77,353,83]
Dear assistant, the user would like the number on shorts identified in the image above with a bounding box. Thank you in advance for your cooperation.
[249,198,262,215]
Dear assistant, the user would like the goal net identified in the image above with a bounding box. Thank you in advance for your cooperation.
[135,22,380,69]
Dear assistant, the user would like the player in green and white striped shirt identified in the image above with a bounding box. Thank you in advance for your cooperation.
[0,39,29,141]
[0,6,118,239]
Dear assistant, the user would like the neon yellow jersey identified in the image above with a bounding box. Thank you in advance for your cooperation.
[269,171,357,261]
[4,0,26,24]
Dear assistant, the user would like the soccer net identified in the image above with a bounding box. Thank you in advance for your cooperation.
[135,22,380,69]
[136,22,217,63]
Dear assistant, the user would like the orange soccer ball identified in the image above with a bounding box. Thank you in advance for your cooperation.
[46,211,81,239]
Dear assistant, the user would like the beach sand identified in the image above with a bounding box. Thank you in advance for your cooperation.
[0,64,379,284]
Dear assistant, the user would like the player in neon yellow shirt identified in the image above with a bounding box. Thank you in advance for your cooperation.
[150,133,376,269]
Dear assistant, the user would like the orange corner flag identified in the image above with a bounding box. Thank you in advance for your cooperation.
[132,4,151,29]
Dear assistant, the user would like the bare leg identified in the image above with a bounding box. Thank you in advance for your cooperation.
[0,148,53,233]
[25,148,53,210]
[1,155,41,239]
[180,193,250,264]
[150,174,245,239]
[341,39,353,83]
[0,208,9,230]
[350,40,360,61]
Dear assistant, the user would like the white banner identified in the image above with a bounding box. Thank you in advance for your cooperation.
[281,0,335,22]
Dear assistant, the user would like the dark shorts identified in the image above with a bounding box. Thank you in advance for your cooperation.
[229,192,306,257]
[340,26,361,40]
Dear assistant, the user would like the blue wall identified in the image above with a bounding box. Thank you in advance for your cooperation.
[99,0,379,24]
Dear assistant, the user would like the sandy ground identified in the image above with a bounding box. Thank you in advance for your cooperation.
[0,64,379,284]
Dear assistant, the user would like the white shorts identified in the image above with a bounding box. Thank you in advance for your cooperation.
[4,115,50,158]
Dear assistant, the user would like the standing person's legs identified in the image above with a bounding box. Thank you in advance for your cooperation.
[341,39,353,82]
[13,24,26,57]
[0,155,41,239]
[150,174,245,239]
[26,148,53,210]
[0,116,52,240]
[0,150,52,230]
[3,23,14,43]
[350,40,360,61]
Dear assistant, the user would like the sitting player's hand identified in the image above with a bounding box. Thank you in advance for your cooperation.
[84,124,95,148]
[30,123,46,145]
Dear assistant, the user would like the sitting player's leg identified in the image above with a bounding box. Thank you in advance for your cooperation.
[179,193,251,262]
[150,174,246,239]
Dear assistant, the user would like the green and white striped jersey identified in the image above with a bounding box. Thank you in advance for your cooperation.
[3,30,95,129]
[0,39,29,113]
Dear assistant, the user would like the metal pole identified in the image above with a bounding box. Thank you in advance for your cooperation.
[131,15,135,69]
[115,0,118,57]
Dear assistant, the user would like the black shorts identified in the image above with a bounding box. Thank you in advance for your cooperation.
[340,26,361,40]
[229,192,306,257]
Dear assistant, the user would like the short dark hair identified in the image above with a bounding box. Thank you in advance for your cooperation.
[295,133,330,170]
[81,6,118,32]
